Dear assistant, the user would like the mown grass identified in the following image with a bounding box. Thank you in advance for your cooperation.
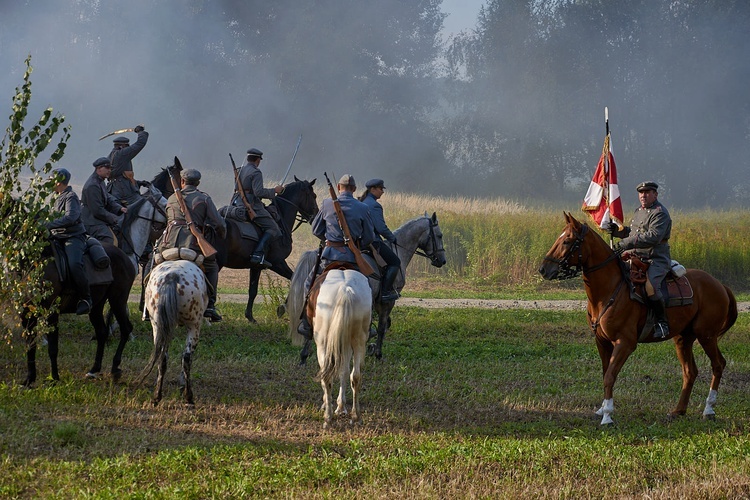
[2,302,750,498]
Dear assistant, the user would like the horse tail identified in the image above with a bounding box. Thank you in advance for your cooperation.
[288,250,318,344]
[719,285,738,337]
[134,272,180,385]
[316,283,358,385]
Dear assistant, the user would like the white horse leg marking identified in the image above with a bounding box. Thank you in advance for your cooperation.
[596,398,614,425]
[703,388,718,417]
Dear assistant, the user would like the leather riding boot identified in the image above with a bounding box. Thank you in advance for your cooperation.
[204,265,222,322]
[380,266,400,302]
[649,296,670,339]
[297,314,313,340]
[250,232,273,268]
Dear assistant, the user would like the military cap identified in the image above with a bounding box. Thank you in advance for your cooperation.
[246,148,263,159]
[93,157,112,168]
[365,178,385,189]
[636,181,659,192]
[181,168,201,182]
[338,174,356,187]
[52,168,71,184]
[113,136,130,144]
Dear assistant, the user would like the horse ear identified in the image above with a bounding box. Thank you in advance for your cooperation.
[294,175,300,182]
[309,178,316,186]
[564,211,571,223]
[431,212,437,222]
[174,156,182,170]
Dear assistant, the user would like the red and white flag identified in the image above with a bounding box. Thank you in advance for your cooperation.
[582,134,624,230]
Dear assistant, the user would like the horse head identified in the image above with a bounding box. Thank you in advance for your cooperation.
[277,176,319,229]
[416,212,446,268]
[539,212,614,280]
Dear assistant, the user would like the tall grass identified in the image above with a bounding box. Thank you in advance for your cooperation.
[289,189,750,292]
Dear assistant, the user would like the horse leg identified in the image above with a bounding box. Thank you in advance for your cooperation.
[245,268,261,323]
[152,352,168,406]
[335,350,352,417]
[24,335,38,387]
[181,326,200,406]
[321,378,334,429]
[350,341,365,424]
[300,338,313,366]
[87,306,108,378]
[669,334,699,418]
[47,316,61,382]
[110,302,133,382]
[597,339,637,425]
[696,336,726,420]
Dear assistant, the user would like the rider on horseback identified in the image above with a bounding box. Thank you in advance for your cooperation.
[359,178,401,302]
[611,181,672,339]
[297,174,376,339]
[81,157,128,245]
[46,168,92,315]
[107,125,149,207]
[160,168,227,322]
[230,148,284,269]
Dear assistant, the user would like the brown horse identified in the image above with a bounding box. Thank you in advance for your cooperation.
[538,212,737,425]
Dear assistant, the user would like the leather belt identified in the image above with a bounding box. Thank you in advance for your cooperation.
[325,240,346,247]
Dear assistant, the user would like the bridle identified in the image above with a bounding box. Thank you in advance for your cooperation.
[274,182,318,233]
[413,216,444,267]
[542,223,616,280]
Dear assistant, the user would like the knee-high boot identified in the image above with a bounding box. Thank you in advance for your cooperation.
[380,266,400,302]
[204,262,222,322]
[649,296,669,339]
[250,232,273,268]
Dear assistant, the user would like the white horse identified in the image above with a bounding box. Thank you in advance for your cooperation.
[310,268,372,428]
[119,183,167,273]
[134,259,208,406]
[288,212,446,361]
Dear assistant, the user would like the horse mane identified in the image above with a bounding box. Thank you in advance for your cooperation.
[392,214,429,239]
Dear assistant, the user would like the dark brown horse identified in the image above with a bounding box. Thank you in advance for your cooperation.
[538,212,737,425]
[151,161,319,322]
[23,242,136,386]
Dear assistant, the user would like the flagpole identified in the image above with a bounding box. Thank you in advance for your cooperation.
[604,107,613,249]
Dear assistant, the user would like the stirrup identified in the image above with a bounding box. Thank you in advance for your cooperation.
[76,299,92,315]
[250,253,272,269]
[653,322,670,339]
[204,308,222,322]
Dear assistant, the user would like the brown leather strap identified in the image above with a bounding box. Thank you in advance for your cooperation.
[325,240,346,247]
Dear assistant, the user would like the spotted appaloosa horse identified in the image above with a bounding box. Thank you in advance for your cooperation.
[135,259,208,406]
[539,212,737,425]
[308,267,372,428]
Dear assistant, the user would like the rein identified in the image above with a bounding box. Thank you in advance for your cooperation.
[412,216,443,266]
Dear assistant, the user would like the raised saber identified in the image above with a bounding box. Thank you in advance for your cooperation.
[98,124,143,141]
[280,134,302,185]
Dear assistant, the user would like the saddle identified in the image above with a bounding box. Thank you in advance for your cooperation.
[50,238,113,288]
[305,262,359,322]
[219,203,282,242]
[624,254,694,308]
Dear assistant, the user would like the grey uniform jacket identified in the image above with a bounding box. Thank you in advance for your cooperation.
[108,130,149,204]
[618,200,672,282]
[81,171,123,237]
[312,191,376,264]
[361,192,395,243]
[232,162,276,213]
[46,186,86,238]
[161,185,227,256]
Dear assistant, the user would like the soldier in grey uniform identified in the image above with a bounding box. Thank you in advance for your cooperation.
[46,168,92,315]
[297,174,376,339]
[231,148,283,268]
[108,125,149,206]
[160,168,227,322]
[359,178,401,302]
[81,157,128,245]
[611,181,672,338]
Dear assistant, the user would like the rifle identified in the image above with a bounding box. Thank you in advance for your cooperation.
[323,172,375,276]
[229,153,257,220]
[166,161,217,258]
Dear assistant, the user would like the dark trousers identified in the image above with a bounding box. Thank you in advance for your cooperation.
[373,240,401,268]
[61,235,91,300]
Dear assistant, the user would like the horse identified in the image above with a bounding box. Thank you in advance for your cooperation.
[23,242,137,385]
[538,212,737,425]
[151,162,319,323]
[288,212,447,362]
[117,182,168,273]
[134,259,208,406]
[309,267,372,428]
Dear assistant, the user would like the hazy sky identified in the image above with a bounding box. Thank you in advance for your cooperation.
[441,0,484,36]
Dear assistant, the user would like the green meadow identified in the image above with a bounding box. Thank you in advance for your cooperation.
[2,199,750,498]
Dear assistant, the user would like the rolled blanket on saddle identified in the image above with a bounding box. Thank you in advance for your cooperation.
[154,246,204,267]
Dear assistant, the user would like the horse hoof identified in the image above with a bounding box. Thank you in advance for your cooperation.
[245,316,257,324]
[276,304,286,318]
[703,413,716,421]
[85,371,100,379]
[111,369,123,382]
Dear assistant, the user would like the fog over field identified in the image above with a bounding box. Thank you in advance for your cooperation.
[1,1,748,208]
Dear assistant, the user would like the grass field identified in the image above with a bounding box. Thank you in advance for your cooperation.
[2,301,750,498]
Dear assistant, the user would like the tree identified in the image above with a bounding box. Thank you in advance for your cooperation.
[0,56,71,342]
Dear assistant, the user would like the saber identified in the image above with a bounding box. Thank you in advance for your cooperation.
[98,124,143,141]
[280,134,302,185]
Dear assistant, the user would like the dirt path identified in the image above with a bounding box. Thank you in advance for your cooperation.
[130,294,750,312]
